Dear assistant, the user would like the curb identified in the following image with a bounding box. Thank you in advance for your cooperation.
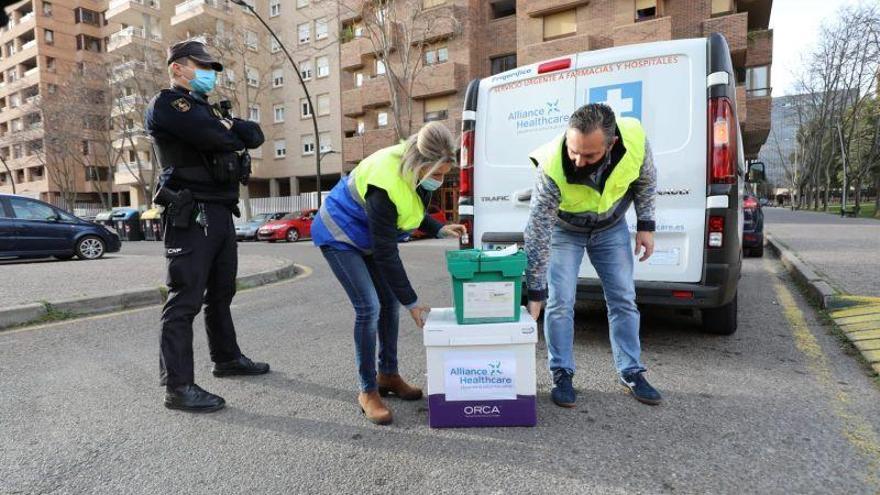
[766,234,837,309]
[0,260,300,331]
[767,234,880,377]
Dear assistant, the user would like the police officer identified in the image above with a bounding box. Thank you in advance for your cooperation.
[146,39,269,413]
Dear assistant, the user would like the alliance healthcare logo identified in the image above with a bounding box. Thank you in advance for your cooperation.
[449,360,512,386]
[508,99,570,134]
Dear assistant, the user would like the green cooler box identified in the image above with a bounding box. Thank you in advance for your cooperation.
[446,248,527,325]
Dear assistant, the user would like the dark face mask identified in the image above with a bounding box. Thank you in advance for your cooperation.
[584,146,613,168]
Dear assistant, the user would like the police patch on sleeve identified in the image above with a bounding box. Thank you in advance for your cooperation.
[171,98,191,112]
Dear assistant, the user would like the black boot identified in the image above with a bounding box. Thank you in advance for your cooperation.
[164,384,225,413]
[212,355,270,377]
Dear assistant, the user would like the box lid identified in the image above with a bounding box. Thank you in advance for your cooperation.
[423,308,537,346]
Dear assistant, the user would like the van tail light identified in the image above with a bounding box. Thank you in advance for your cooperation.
[708,97,737,185]
[538,58,571,74]
[707,215,724,248]
[672,291,694,300]
[458,129,475,249]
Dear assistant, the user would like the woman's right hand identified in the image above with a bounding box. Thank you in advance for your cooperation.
[409,303,431,329]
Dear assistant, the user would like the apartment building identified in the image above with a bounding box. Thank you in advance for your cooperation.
[0,0,117,207]
[339,0,774,219]
[105,0,343,206]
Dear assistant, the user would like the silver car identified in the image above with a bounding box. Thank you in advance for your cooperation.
[235,212,288,241]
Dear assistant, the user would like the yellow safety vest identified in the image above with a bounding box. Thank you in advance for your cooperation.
[530,117,646,215]
[349,142,425,231]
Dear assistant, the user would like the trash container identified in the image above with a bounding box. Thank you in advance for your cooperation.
[446,246,527,325]
[111,208,143,241]
[423,308,537,428]
[94,210,115,229]
[140,207,163,241]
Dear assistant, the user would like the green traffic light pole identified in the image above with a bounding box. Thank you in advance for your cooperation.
[229,0,325,207]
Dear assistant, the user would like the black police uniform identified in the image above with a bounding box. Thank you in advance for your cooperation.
[145,56,265,398]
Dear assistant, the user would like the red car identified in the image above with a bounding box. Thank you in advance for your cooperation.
[412,206,448,239]
[257,209,317,242]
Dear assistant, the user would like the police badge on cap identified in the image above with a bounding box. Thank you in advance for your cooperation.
[167,40,224,72]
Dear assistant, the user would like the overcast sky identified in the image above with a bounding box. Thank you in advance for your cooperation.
[769,0,866,96]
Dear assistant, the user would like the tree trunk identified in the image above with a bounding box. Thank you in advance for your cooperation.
[874,174,880,218]
[853,177,861,216]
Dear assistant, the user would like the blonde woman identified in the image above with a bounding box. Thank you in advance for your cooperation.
[312,122,466,425]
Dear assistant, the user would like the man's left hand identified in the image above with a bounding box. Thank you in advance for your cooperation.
[634,231,654,262]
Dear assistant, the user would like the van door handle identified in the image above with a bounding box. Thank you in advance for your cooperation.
[513,188,532,206]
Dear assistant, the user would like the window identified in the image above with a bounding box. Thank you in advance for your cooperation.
[319,132,331,152]
[248,105,261,122]
[297,0,309,7]
[300,60,313,80]
[245,30,258,50]
[270,36,280,53]
[490,0,516,19]
[75,8,101,26]
[316,18,328,40]
[270,0,281,17]
[76,35,103,52]
[273,104,285,123]
[272,69,284,88]
[426,46,449,65]
[46,83,56,94]
[316,56,329,78]
[376,59,386,76]
[298,22,310,44]
[317,94,330,116]
[85,166,109,182]
[9,197,55,221]
[274,139,286,158]
[424,96,448,122]
[354,72,364,87]
[302,134,315,155]
[635,0,657,21]
[377,112,388,127]
[356,119,365,135]
[423,0,446,7]
[81,140,90,155]
[225,69,236,88]
[301,98,312,118]
[42,2,52,16]
[745,65,770,97]
[46,57,56,72]
[246,67,259,87]
[44,29,54,45]
[543,9,576,41]
[490,54,516,75]
[711,0,732,15]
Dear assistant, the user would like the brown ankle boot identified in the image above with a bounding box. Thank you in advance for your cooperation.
[377,373,423,401]
[358,391,392,425]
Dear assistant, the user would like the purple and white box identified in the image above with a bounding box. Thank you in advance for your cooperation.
[423,308,537,428]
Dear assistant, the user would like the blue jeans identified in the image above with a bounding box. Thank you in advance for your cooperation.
[545,219,646,376]
[321,246,399,392]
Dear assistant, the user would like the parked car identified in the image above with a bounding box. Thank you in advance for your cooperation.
[742,195,764,258]
[458,34,764,335]
[0,194,121,260]
[759,197,772,208]
[235,212,288,241]
[412,205,448,239]
[257,209,317,242]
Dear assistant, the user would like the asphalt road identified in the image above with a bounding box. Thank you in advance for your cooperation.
[2,240,879,494]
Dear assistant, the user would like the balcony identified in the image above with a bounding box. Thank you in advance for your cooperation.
[107,0,162,26]
[612,16,672,47]
[20,39,37,52]
[340,36,372,71]
[702,12,748,60]
[743,93,771,158]
[522,0,590,17]
[171,0,233,27]
[412,62,464,100]
[115,161,153,186]
[111,60,149,83]
[341,88,365,117]
[362,76,391,108]
[520,34,591,66]
[342,128,398,164]
[112,129,152,149]
[746,29,772,67]
[737,0,772,30]
[111,95,148,117]
[411,5,462,44]
[108,26,162,52]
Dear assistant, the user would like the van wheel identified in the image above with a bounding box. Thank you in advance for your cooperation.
[701,292,737,335]
[75,236,106,260]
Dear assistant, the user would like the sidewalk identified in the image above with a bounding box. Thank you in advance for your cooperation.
[764,207,880,376]
[0,243,297,329]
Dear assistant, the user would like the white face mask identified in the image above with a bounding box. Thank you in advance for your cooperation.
[419,177,443,191]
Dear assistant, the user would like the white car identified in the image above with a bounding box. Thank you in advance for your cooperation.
[458,34,764,335]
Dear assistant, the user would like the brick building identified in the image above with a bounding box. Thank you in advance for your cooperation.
[339,0,773,219]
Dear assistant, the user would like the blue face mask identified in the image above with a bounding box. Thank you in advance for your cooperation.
[419,177,443,191]
[189,68,216,94]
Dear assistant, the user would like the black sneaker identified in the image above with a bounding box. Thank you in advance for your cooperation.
[212,355,270,377]
[619,372,662,405]
[551,369,577,408]
[164,384,225,413]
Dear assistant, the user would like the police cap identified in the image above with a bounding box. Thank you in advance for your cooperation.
[167,40,223,72]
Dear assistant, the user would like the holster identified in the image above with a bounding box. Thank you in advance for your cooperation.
[153,186,194,229]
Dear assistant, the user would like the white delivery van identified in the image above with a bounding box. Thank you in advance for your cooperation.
[457,34,765,335]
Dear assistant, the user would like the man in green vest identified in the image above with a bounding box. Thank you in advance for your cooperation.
[524,103,661,407]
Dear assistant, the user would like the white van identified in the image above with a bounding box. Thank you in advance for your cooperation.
[457,34,764,335]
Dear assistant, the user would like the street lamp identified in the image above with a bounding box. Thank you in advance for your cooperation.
[229,0,325,207]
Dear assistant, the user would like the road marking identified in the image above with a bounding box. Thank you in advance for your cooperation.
[767,258,880,489]
[0,264,314,336]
